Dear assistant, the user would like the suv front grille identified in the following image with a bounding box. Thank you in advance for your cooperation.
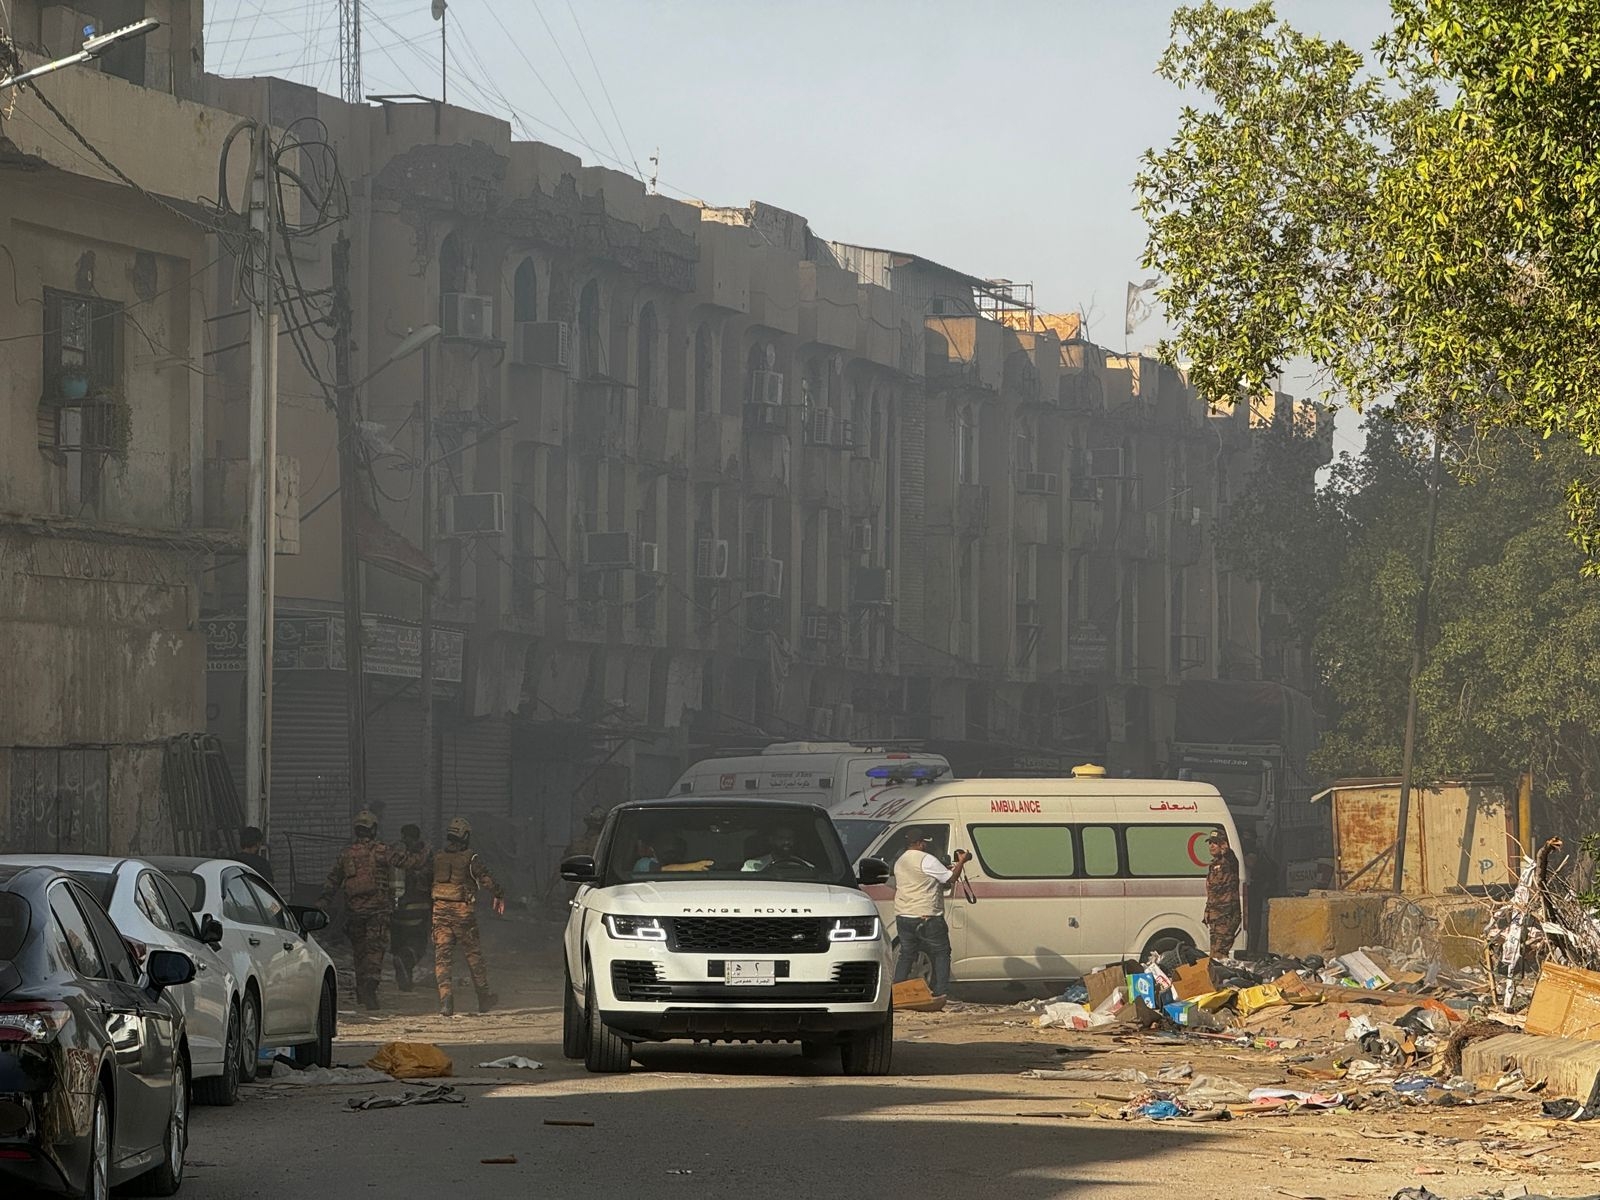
[670,917,829,955]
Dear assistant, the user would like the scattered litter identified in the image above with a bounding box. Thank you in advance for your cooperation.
[264,1066,394,1087]
[366,1042,453,1080]
[480,1156,518,1165]
[477,1056,543,1070]
[347,1085,463,1111]
[1247,1087,1344,1111]
[1182,1075,1253,1106]
[666,1169,694,1176]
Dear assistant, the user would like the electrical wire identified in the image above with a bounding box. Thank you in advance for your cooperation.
[563,0,643,180]
[527,0,625,173]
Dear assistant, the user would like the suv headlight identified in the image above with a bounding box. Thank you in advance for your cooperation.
[604,915,667,942]
[827,917,881,942]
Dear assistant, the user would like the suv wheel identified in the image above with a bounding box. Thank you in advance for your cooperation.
[583,976,631,1074]
[840,1010,894,1077]
[561,968,585,1060]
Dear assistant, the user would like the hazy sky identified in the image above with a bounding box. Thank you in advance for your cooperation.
[204,0,1397,457]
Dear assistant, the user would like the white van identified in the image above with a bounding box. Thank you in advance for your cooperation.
[670,743,953,813]
[831,775,1246,986]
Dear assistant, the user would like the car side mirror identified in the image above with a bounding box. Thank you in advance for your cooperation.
[146,949,197,991]
[291,906,329,933]
[198,916,224,948]
[560,854,597,883]
[858,857,890,886]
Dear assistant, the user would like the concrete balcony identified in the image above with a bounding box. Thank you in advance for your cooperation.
[638,405,688,470]
[693,413,743,478]
[508,364,567,447]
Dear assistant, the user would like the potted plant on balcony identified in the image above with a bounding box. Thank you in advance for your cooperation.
[57,365,92,401]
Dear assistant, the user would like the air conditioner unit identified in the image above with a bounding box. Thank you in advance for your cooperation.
[807,705,835,737]
[851,521,874,554]
[584,530,636,568]
[748,369,784,407]
[749,556,784,598]
[1089,447,1126,479]
[443,492,504,536]
[1018,471,1060,495]
[852,566,892,606]
[637,541,660,574]
[808,408,835,445]
[696,537,730,580]
[804,613,832,641]
[442,293,494,341]
[512,320,570,369]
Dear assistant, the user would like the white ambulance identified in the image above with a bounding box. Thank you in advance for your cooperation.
[669,743,953,813]
[831,770,1246,986]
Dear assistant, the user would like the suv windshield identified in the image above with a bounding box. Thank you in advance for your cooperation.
[833,819,890,864]
[601,805,853,887]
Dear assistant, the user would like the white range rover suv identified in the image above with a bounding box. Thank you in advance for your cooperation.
[561,797,895,1075]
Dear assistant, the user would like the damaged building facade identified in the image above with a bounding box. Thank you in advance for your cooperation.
[0,0,1331,890]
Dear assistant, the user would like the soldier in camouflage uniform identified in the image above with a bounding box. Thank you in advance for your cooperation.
[1203,827,1243,959]
[431,816,506,1016]
[318,810,404,1011]
[391,824,434,991]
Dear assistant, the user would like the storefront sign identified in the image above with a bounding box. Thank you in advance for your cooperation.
[206,614,463,683]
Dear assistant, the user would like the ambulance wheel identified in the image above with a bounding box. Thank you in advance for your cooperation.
[1140,929,1196,963]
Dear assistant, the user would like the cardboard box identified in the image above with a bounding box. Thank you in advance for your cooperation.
[1129,973,1161,1009]
[1337,950,1395,991]
[1173,957,1214,1001]
[1085,965,1128,1011]
[1526,963,1600,1041]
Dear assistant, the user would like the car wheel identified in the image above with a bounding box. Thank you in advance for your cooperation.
[561,968,584,1060]
[83,1084,109,1200]
[583,976,631,1074]
[294,977,335,1069]
[840,1010,894,1077]
[128,1056,187,1196]
[238,988,261,1084]
[194,1003,241,1106]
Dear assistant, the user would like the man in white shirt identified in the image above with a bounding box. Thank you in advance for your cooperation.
[892,828,970,999]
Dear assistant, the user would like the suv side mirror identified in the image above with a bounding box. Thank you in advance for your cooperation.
[198,915,224,948]
[146,949,197,991]
[560,854,597,883]
[291,906,330,933]
[857,857,890,887]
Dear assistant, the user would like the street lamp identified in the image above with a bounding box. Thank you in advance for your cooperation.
[357,323,442,388]
[1,19,161,90]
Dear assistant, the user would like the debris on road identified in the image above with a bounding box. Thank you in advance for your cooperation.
[263,1066,395,1087]
[367,1041,454,1079]
[477,1055,544,1070]
[479,1155,518,1165]
[347,1085,464,1111]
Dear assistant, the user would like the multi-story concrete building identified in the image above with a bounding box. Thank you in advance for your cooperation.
[0,0,246,854]
[0,0,1330,890]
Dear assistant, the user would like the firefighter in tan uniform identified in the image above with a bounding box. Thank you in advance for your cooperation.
[318,810,404,1011]
[432,816,506,1016]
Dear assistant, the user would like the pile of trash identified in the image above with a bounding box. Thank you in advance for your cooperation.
[1487,837,1600,1008]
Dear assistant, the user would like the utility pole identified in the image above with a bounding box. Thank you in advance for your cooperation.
[338,0,361,105]
[1393,434,1445,892]
[332,233,368,812]
[419,345,438,840]
[244,123,278,834]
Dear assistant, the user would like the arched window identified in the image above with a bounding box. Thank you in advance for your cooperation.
[693,325,714,415]
[869,392,884,460]
[957,405,979,485]
[747,341,775,406]
[512,259,538,323]
[849,383,866,450]
[578,280,601,379]
[637,302,658,406]
[1014,415,1037,474]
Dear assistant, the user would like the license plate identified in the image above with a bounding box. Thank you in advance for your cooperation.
[723,960,776,987]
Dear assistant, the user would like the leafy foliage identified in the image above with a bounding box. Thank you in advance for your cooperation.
[1139,1,1600,564]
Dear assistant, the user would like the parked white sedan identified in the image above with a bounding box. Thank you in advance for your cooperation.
[0,853,247,1106]
[150,857,338,1075]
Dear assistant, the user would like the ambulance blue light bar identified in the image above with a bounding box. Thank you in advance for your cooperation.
[865,764,948,784]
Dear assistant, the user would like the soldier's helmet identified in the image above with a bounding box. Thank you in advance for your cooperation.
[585,805,607,828]
[353,809,379,834]
[446,816,472,842]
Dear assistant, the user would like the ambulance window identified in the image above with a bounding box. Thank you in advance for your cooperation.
[969,825,1075,878]
[1125,824,1212,877]
[1079,826,1120,877]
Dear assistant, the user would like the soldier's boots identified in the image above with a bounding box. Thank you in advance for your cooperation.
[394,958,414,992]
[360,982,381,1012]
[439,993,455,1017]
[477,987,498,1014]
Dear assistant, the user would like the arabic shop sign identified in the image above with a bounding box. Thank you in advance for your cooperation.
[204,615,464,683]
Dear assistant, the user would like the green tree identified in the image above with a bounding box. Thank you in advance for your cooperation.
[1138,1,1600,562]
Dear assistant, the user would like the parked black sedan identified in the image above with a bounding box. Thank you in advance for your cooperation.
[0,863,196,1198]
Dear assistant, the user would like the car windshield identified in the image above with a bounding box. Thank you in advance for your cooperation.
[65,871,115,909]
[602,806,853,887]
[0,893,29,961]
[833,819,890,864]
[161,870,206,913]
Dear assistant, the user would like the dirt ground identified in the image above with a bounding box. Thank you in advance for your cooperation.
[262,911,1600,1200]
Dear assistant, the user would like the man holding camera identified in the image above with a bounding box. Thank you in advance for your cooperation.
[892,828,971,1001]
